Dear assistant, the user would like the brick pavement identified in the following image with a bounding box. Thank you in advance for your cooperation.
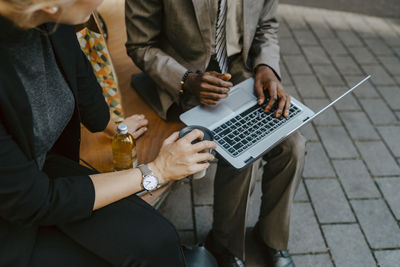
[158,4,400,267]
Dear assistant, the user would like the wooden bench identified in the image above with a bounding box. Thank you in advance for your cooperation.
[79,0,183,208]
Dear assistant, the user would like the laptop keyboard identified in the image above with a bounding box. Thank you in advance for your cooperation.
[212,103,301,158]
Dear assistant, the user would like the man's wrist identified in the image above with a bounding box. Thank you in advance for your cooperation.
[255,64,272,74]
[179,70,194,96]
[255,64,280,81]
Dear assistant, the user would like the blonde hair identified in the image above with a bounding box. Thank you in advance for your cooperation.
[0,0,76,28]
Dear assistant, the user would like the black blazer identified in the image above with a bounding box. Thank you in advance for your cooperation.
[0,17,110,266]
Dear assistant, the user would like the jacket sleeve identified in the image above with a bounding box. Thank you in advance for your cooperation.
[125,0,187,103]
[250,0,281,79]
[0,120,95,226]
[74,34,110,132]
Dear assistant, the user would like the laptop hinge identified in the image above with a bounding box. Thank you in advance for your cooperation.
[244,156,254,164]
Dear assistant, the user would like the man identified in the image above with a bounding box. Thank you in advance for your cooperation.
[125,1,306,266]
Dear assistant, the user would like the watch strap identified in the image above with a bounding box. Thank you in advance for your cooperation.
[138,164,152,177]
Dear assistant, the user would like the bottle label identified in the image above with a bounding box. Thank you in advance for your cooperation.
[132,147,138,168]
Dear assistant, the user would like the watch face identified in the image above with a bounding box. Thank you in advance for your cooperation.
[143,175,158,191]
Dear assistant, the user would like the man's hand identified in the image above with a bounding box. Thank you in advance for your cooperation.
[184,71,233,105]
[254,65,291,118]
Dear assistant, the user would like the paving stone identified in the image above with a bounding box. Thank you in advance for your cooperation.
[362,65,396,86]
[387,18,400,36]
[305,179,355,223]
[351,199,400,249]
[192,162,216,205]
[348,47,377,65]
[322,224,376,267]
[307,19,336,40]
[360,98,397,124]
[382,34,400,47]
[346,15,377,39]
[330,56,363,76]
[378,126,400,157]
[288,203,327,253]
[159,181,193,230]
[376,177,400,220]
[378,56,400,76]
[194,206,213,242]
[325,86,361,111]
[364,38,393,56]
[300,124,318,141]
[356,141,400,176]
[278,20,292,38]
[178,231,196,245]
[292,75,326,98]
[314,65,346,86]
[294,180,308,202]
[326,15,351,31]
[302,46,331,65]
[364,17,397,40]
[394,47,400,57]
[333,159,380,198]
[344,75,379,98]
[378,86,400,110]
[336,30,363,47]
[293,30,319,46]
[303,99,341,125]
[284,14,308,31]
[303,142,336,178]
[280,37,302,55]
[282,55,313,75]
[282,85,299,101]
[375,250,400,267]
[284,85,300,99]
[366,17,400,45]
[320,39,348,56]
[246,180,262,227]
[339,111,380,140]
[292,254,333,267]
[280,62,293,87]
[317,126,358,158]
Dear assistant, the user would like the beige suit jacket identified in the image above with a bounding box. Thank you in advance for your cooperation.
[126,0,281,120]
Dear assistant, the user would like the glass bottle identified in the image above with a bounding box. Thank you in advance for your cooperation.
[112,123,138,171]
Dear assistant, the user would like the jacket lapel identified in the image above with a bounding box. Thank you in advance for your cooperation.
[192,0,213,56]
[0,50,35,159]
[46,24,77,98]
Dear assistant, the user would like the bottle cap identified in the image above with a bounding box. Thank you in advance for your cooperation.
[117,123,128,134]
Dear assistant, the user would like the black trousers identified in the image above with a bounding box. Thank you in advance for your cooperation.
[29,155,186,267]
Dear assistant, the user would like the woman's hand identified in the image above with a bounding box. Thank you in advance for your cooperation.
[103,114,148,139]
[148,130,216,183]
[124,114,148,139]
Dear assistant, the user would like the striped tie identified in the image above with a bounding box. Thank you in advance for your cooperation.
[215,0,228,74]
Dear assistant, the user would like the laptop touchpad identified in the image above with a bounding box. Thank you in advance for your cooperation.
[225,89,256,111]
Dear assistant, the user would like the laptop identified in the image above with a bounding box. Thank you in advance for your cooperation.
[180,75,371,169]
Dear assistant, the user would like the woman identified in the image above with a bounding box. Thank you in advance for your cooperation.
[0,0,216,266]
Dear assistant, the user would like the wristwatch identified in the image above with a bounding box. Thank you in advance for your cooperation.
[138,164,161,193]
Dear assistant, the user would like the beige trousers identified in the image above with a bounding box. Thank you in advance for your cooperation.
[211,55,307,259]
